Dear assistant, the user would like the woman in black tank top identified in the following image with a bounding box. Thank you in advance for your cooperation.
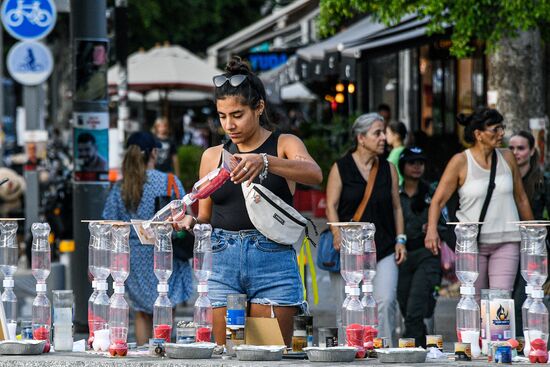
[177,57,322,347]
[325,113,406,345]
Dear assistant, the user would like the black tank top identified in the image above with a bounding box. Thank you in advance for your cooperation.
[336,153,396,261]
[210,132,293,230]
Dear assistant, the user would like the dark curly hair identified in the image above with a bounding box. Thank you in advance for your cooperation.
[214,56,271,128]
[457,107,503,144]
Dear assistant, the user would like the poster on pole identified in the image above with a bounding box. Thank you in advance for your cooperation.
[73,112,109,182]
[74,39,109,102]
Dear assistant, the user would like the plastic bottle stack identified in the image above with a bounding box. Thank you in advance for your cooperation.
[87,222,100,348]
[454,223,481,358]
[31,223,52,353]
[193,224,213,343]
[361,223,378,351]
[0,221,19,340]
[91,223,112,352]
[153,224,174,343]
[519,224,549,363]
[109,225,131,356]
[339,224,366,358]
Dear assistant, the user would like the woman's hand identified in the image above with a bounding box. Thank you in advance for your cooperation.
[424,225,441,255]
[173,214,197,232]
[395,243,407,265]
[231,153,265,185]
[332,230,342,251]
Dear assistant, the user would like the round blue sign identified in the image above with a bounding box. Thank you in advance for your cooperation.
[7,41,53,85]
[1,0,57,41]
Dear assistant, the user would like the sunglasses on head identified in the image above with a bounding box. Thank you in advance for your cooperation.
[213,74,247,88]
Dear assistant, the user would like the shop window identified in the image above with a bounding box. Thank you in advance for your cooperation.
[398,48,419,132]
[368,53,397,121]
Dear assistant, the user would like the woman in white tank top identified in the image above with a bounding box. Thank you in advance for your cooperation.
[425,108,533,294]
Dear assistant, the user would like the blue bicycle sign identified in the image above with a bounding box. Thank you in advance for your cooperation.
[1,0,57,41]
[7,41,53,85]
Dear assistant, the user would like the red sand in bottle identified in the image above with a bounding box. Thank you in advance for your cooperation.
[346,324,366,358]
[196,327,212,342]
[363,326,378,349]
[154,324,172,342]
[109,340,128,357]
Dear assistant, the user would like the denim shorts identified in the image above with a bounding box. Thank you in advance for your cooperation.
[208,228,305,311]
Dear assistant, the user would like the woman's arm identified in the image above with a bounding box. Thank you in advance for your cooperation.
[389,163,406,265]
[231,134,322,186]
[425,153,464,255]
[503,150,534,221]
[325,163,342,250]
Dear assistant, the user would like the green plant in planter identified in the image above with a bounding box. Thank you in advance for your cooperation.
[304,136,341,190]
[177,145,204,192]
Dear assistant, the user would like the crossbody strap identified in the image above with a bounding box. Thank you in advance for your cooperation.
[477,150,497,239]
[352,158,379,222]
[167,173,181,199]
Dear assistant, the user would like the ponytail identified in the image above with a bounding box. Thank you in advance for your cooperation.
[121,145,149,212]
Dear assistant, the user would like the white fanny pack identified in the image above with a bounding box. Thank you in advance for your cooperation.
[242,182,316,246]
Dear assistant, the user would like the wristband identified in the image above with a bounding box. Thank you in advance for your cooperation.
[259,153,269,182]
[396,234,407,245]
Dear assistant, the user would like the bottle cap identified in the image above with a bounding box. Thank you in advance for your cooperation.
[460,286,475,295]
[35,283,47,293]
[197,284,208,293]
[526,285,533,295]
[3,279,14,288]
[183,195,194,207]
[96,282,108,291]
[362,284,373,293]
[344,285,351,294]
[532,289,544,299]
[114,285,125,294]
[92,280,97,289]
[349,287,360,296]
[157,283,169,293]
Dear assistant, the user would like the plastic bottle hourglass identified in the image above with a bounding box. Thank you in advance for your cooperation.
[87,222,100,348]
[528,289,549,363]
[109,225,130,356]
[522,285,534,354]
[0,221,18,340]
[454,223,480,357]
[193,224,213,342]
[91,223,111,352]
[53,290,74,351]
[360,223,377,350]
[153,224,173,342]
[31,223,51,352]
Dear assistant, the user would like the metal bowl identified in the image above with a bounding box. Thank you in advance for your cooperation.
[0,340,45,355]
[304,347,357,362]
[375,348,428,363]
[164,342,216,359]
[234,345,286,361]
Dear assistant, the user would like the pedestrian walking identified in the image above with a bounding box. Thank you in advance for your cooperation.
[153,117,180,177]
[425,108,533,297]
[325,112,406,346]
[177,56,322,346]
[102,131,193,345]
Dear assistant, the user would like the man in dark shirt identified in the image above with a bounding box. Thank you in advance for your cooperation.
[153,117,180,176]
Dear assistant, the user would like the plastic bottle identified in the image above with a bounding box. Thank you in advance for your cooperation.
[343,286,365,358]
[184,166,231,205]
[454,224,479,286]
[193,224,212,284]
[2,279,17,340]
[528,289,549,363]
[456,286,480,357]
[194,284,213,342]
[88,222,101,281]
[523,285,534,355]
[109,285,129,357]
[110,225,130,285]
[31,223,51,283]
[92,282,110,351]
[32,283,51,352]
[362,223,377,284]
[153,283,173,342]
[361,283,378,350]
[92,224,111,282]
[88,280,98,348]
[339,226,364,287]
[0,221,18,279]
[520,226,548,288]
[153,224,173,283]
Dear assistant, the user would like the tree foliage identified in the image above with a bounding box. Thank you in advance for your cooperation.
[124,0,266,55]
[318,0,550,57]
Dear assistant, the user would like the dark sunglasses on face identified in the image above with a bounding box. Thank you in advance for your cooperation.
[213,74,247,88]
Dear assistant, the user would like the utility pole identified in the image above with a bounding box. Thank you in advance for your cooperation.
[70,0,110,330]
[115,0,128,165]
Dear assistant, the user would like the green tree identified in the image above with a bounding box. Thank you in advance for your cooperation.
[125,0,266,55]
[318,0,550,149]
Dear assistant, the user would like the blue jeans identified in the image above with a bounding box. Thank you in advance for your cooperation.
[208,228,305,311]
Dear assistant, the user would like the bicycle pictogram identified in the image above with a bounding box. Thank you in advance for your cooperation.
[5,0,52,27]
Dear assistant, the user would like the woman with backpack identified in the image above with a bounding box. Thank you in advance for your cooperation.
[425,108,533,295]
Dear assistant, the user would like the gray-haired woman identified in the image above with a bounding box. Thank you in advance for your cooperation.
[325,113,406,346]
